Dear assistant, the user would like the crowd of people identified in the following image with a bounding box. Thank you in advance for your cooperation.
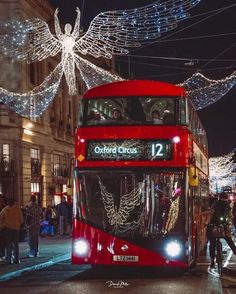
[0,195,72,264]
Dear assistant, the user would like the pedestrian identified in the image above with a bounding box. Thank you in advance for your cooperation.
[232,201,236,236]
[39,208,47,236]
[51,206,58,234]
[56,196,69,236]
[151,110,162,124]
[26,195,42,257]
[208,192,236,269]
[19,204,27,242]
[0,196,6,262]
[0,198,23,264]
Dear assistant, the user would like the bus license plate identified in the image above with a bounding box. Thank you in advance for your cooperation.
[113,255,139,262]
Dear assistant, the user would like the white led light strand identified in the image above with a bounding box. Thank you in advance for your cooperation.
[98,176,144,235]
[0,1,201,116]
[180,71,236,110]
[0,63,63,117]
[209,151,236,192]
[76,0,202,58]
[75,55,123,89]
[164,196,180,233]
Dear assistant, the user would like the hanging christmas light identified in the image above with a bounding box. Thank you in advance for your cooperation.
[98,176,144,235]
[0,1,201,117]
[180,71,236,110]
[209,151,236,192]
[0,63,63,117]
[0,58,122,118]
[75,55,123,89]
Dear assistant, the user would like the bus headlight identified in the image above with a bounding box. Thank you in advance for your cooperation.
[165,240,182,258]
[74,238,90,257]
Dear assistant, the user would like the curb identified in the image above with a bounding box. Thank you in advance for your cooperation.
[0,253,71,282]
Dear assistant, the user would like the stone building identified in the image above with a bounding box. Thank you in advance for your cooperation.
[0,0,115,207]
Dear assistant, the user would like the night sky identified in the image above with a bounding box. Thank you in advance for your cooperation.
[49,0,236,157]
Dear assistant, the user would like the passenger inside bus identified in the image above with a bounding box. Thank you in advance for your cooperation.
[162,110,175,124]
[112,109,123,120]
[87,109,104,121]
[151,110,162,124]
[88,109,99,120]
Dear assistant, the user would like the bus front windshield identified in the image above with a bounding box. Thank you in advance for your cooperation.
[74,170,186,240]
[80,96,187,126]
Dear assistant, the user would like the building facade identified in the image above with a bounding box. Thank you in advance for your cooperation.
[0,0,114,207]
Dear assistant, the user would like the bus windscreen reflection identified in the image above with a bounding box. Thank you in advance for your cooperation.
[75,171,185,239]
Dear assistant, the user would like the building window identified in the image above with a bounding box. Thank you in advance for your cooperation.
[1,144,10,171]
[31,148,40,160]
[52,154,67,177]
[31,182,40,193]
[2,144,10,162]
[31,148,41,175]
[52,154,60,176]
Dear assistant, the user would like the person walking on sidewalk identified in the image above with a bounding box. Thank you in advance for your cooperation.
[26,195,42,257]
[0,198,23,264]
[208,192,236,269]
[56,196,69,236]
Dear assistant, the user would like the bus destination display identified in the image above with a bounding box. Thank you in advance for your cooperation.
[87,140,171,161]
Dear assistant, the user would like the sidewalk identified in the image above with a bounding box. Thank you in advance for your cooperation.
[0,235,71,281]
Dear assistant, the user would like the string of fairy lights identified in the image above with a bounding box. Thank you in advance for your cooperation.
[180,71,236,110]
[0,63,63,117]
[0,64,234,117]
[209,151,236,192]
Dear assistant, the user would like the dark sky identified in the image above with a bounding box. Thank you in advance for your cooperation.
[49,0,236,157]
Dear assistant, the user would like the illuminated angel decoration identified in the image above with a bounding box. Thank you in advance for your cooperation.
[53,7,123,94]
[98,177,144,235]
[0,0,202,116]
[180,71,236,110]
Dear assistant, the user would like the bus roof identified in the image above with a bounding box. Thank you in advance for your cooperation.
[83,80,186,99]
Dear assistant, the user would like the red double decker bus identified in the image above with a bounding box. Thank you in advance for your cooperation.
[72,80,210,270]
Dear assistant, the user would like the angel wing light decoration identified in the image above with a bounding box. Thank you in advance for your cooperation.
[98,176,144,235]
[0,0,202,117]
[180,71,236,110]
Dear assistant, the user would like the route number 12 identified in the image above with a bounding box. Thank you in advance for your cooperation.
[151,143,164,158]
